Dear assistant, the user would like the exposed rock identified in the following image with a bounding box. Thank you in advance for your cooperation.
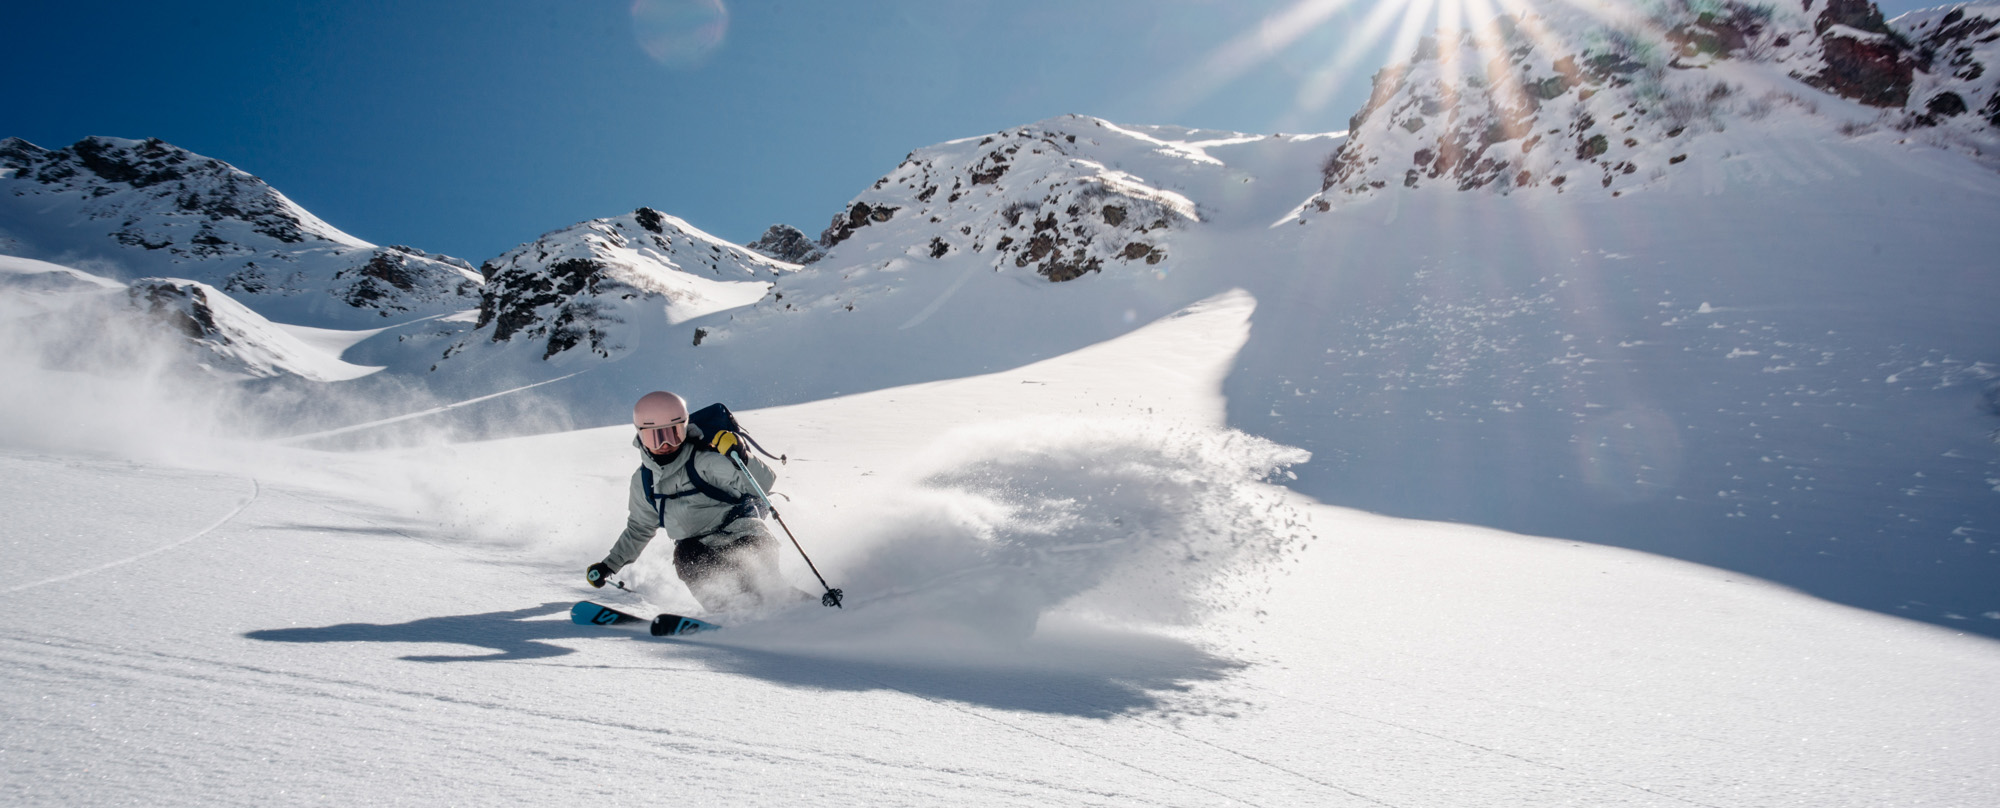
[1802,24,1919,107]
[809,116,1197,282]
[456,208,788,362]
[1895,3,2000,135]
[818,202,900,248]
[127,280,223,341]
[746,223,824,263]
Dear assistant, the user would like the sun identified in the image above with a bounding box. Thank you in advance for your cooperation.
[1159,0,1623,131]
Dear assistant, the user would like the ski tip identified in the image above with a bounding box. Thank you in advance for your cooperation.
[570,601,605,626]
[571,600,636,627]
[650,613,722,637]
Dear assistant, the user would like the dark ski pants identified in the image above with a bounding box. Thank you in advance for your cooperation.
[673,518,788,611]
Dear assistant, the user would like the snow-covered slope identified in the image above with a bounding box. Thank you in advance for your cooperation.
[2,293,1995,806]
[0,137,482,327]
[0,255,381,383]
[298,81,2000,633]
[1229,0,2000,630]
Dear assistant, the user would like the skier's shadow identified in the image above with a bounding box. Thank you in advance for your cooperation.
[680,624,1248,718]
[244,602,587,662]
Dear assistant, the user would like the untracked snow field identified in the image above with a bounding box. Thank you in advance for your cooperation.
[3,293,1996,806]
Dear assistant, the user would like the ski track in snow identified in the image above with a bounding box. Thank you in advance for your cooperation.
[0,634,1144,805]
[1,476,259,595]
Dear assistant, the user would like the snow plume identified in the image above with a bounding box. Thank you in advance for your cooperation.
[731,419,1311,659]
[0,259,237,461]
[0,256,571,465]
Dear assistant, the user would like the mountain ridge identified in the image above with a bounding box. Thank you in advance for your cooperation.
[0,136,482,328]
[1298,0,2000,216]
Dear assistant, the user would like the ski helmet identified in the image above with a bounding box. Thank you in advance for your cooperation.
[633,391,689,453]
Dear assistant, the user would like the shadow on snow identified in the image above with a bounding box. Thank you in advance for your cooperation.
[243,603,1242,717]
[244,602,583,663]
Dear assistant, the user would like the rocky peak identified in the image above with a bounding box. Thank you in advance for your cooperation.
[813,115,1196,282]
[126,278,226,342]
[458,207,791,361]
[0,136,482,325]
[747,223,825,264]
[1,136,343,246]
[1895,3,2000,133]
[1300,0,2000,217]
[1796,0,1924,107]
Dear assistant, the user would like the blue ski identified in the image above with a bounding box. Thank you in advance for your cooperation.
[570,600,721,637]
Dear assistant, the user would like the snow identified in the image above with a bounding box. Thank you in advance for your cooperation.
[0,262,385,384]
[0,255,125,294]
[6,5,2000,800]
[3,290,1996,806]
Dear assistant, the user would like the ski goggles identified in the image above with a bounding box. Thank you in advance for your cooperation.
[639,422,685,453]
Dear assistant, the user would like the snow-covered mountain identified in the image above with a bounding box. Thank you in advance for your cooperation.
[392,119,1337,403]
[1302,0,2000,211]
[437,207,795,366]
[0,136,482,327]
[6,297,1995,806]
[813,117,1208,282]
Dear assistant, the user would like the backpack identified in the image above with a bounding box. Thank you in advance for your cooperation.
[687,402,786,464]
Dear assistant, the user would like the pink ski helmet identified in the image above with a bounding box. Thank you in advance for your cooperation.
[633,391,689,453]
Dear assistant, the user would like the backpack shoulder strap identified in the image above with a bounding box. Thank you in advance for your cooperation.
[681,453,747,506]
[639,466,666,527]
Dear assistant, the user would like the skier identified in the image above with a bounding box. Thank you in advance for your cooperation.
[585,391,793,612]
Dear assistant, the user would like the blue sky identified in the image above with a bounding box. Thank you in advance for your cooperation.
[3,0,1944,262]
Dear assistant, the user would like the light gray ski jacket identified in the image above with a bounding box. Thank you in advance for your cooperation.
[601,437,778,572]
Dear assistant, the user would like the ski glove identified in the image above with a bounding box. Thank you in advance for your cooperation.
[708,430,742,456]
[586,562,613,589]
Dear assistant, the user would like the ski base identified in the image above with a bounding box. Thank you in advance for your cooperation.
[571,600,721,637]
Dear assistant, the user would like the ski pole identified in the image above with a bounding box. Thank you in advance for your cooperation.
[727,452,844,608]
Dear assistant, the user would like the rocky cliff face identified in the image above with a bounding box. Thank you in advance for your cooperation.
[453,207,792,362]
[1897,3,2000,132]
[0,137,481,325]
[746,224,826,264]
[813,116,1198,282]
[1299,0,2000,216]
[117,277,341,380]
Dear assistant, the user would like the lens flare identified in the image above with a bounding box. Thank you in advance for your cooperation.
[630,0,729,68]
